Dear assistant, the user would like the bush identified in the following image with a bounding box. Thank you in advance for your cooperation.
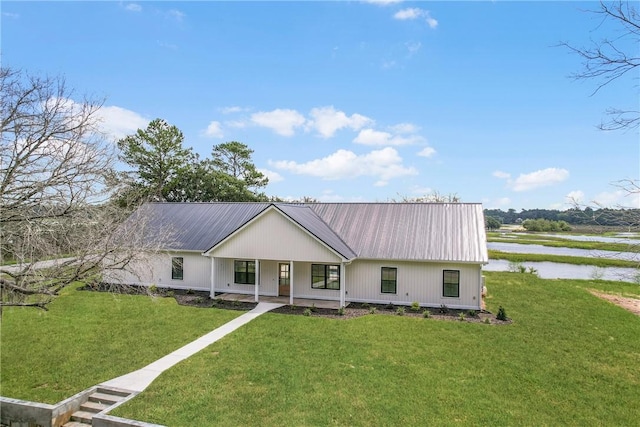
[148,284,158,294]
[410,301,421,312]
[310,304,317,312]
[458,312,466,321]
[439,304,449,314]
[467,310,477,317]
[385,303,395,310]
[166,290,175,298]
[186,289,195,295]
[337,306,345,316]
[422,309,431,318]
[194,296,204,304]
[396,307,405,316]
[496,306,508,321]
[303,308,312,317]
[484,317,491,324]
[369,306,377,315]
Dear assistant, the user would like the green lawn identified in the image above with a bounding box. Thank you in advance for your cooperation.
[0,284,242,403]
[113,272,640,426]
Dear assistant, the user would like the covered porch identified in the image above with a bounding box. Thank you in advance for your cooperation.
[215,293,346,309]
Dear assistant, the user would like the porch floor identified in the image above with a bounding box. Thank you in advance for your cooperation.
[215,293,345,309]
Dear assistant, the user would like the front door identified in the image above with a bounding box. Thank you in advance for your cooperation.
[278,263,290,296]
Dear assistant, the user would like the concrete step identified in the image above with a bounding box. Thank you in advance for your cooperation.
[80,399,109,413]
[70,410,95,424]
[96,386,132,397]
[63,421,91,427]
[88,391,125,405]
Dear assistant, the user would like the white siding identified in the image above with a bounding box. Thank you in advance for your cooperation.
[102,252,210,291]
[345,260,482,310]
[211,208,342,263]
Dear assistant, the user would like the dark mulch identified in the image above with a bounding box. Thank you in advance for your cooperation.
[80,283,511,324]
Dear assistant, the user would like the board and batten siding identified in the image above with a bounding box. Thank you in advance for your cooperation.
[102,252,210,291]
[213,258,277,296]
[210,208,343,263]
[345,260,482,309]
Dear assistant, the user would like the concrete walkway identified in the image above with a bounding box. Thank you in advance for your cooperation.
[100,302,283,393]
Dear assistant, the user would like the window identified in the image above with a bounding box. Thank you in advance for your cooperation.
[443,270,460,298]
[381,267,397,294]
[171,257,184,280]
[234,260,256,285]
[311,264,340,290]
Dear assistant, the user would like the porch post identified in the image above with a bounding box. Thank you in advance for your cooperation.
[254,259,260,302]
[209,257,215,298]
[289,260,294,305]
[340,262,346,308]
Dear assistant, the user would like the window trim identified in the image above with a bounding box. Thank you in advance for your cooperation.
[234,260,256,285]
[171,257,184,280]
[443,269,460,298]
[311,264,340,290]
[381,267,397,294]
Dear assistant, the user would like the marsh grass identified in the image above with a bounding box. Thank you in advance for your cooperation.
[488,250,638,268]
[114,272,640,426]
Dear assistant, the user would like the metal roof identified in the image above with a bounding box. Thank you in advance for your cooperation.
[309,203,488,263]
[132,202,488,263]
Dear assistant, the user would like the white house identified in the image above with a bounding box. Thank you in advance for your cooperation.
[104,202,489,310]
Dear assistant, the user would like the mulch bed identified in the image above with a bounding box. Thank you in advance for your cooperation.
[81,283,511,324]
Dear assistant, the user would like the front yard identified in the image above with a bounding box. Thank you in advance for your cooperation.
[2,273,639,425]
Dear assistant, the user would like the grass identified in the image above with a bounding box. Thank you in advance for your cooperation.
[487,233,637,253]
[0,283,242,404]
[488,250,639,268]
[113,272,640,426]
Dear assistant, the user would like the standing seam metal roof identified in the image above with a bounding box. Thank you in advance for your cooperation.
[135,202,488,263]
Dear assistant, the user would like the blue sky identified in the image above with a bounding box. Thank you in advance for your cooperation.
[2,1,638,209]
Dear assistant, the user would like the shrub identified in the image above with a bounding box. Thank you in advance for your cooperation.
[194,296,204,304]
[148,284,158,294]
[337,306,346,316]
[303,308,312,317]
[166,290,175,298]
[362,303,370,309]
[310,304,317,312]
[458,312,466,321]
[186,289,195,295]
[484,317,491,324]
[369,307,377,315]
[496,306,508,321]
[396,306,405,316]
[467,310,477,317]
[422,309,431,318]
[439,304,449,314]
[385,303,395,310]
[232,299,241,307]
[410,301,421,312]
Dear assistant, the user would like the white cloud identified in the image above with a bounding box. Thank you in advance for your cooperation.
[565,190,585,204]
[353,128,422,146]
[406,41,422,55]
[393,8,438,28]
[258,168,284,184]
[225,120,249,129]
[417,147,436,158]
[96,105,148,141]
[2,12,19,19]
[382,60,397,69]
[124,3,142,12]
[203,121,223,138]
[220,106,249,114]
[307,106,372,138]
[251,109,306,136]
[510,168,569,192]
[492,170,511,179]
[592,189,636,208]
[168,9,185,22]
[362,0,404,5]
[269,147,418,182]
[391,123,419,134]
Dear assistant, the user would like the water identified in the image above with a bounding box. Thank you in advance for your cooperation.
[485,259,638,282]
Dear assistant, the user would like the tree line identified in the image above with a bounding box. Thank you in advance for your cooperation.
[484,207,640,228]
